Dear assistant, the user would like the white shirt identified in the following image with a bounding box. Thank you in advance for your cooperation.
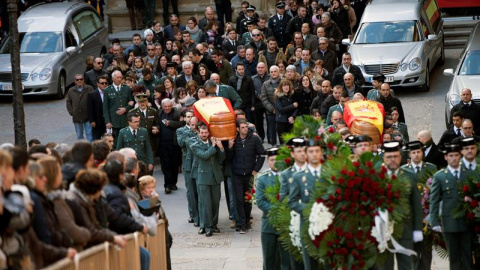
[141,109,147,117]
[98,88,104,102]
[308,164,321,176]
[129,127,137,135]
[387,169,400,177]
[462,157,477,171]
[215,85,220,96]
[447,165,461,178]
[113,84,121,91]
[411,161,423,173]
[424,145,432,157]
[294,163,306,172]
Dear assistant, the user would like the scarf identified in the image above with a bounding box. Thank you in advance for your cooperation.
[207,30,217,44]
[423,138,433,149]
[236,73,243,91]
[186,25,200,34]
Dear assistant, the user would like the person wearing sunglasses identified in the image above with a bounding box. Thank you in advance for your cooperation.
[87,76,109,140]
[66,74,95,142]
[85,57,108,89]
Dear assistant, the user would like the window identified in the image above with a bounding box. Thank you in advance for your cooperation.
[459,50,480,75]
[73,10,102,41]
[65,29,78,48]
[355,21,420,44]
[19,32,63,53]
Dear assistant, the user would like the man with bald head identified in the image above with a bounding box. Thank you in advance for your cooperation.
[85,57,107,88]
[199,6,224,34]
[342,73,364,99]
[378,83,405,123]
[417,130,446,169]
[450,88,480,135]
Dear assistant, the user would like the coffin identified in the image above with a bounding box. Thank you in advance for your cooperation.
[193,97,237,140]
[350,120,382,145]
[343,100,385,144]
[209,112,237,140]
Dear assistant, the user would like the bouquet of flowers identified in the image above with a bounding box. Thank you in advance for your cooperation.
[245,176,257,204]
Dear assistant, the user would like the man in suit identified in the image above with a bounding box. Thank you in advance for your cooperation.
[438,111,464,146]
[288,137,325,270]
[278,137,307,270]
[380,141,423,270]
[176,112,200,226]
[128,93,158,159]
[175,61,203,88]
[87,75,108,140]
[417,130,447,170]
[451,119,480,144]
[268,2,292,50]
[157,98,185,193]
[103,70,134,147]
[430,143,474,269]
[401,140,437,270]
[190,122,225,237]
[117,113,154,172]
[256,147,282,269]
[301,23,317,53]
[222,28,240,62]
[204,79,243,109]
[332,52,365,86]
[450,88,480,135]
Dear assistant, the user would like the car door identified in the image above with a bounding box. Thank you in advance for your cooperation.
[64,23,84,84]
[419,16,437,73]
[72,9,104,60]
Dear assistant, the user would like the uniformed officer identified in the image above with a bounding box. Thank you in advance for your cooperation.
[379,141,424,270]
[241,20,256,47]
[186,123,202,231]
[117,113,154,172]
[430,143,474,269]
[279,137,307,270]
[129,93,159,157]
[256,147,281,270]
[190,122,225,237]
[268,2,292,50]
[239,5,259,36]
[460,137,478,171]
[176,112,200,226]
[353,135,373,157]
[103,70,134,147]
[400,140,437,270]
[288,137,325,270]
[366,74,385,101]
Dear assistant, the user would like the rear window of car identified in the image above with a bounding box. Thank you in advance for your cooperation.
[20,32,63,53]
[459,50,480,75]
[73,10,103,41]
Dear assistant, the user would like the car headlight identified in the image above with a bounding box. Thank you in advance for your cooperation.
[449,94,461,107]
[30,73,38,81]
[39,68,52,81]
[409,57,422,71]
[400,63,408,71]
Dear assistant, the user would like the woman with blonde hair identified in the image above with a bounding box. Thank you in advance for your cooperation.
[274,79,298,144]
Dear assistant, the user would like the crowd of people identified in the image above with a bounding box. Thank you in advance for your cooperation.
[2,0,480,269]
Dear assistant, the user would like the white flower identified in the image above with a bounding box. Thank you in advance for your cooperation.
[370,210,394,253]
[308,202,334,240]
[473,206,480,218]
[289,211,302,250]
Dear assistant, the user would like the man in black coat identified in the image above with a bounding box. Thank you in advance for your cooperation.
[87,76,108,140]
[268,2,292,50]
[311,37,338,75]
[332,52,365,86]
[438,111,464,146]
[378,83,406,123]
[175,61,203,88]
[450,88,480,135]
[85,57,108,88]
[311,80,332,113]
[320,85,343,120]
[228,62,255,123]
[222,28,240,61]
[286,4,313,38]
[228,119,265,233]
[418,130,447,170]
[189,48,218,75]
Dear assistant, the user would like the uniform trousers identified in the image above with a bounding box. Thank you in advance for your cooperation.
[261,232,280,270]
[377,239,413,270]
[197,184,221,231]
[412,232,433,270]
[444,231,473,270]
[185,172,199,223]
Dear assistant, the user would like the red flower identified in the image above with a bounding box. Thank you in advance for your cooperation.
[338,177,345,184]
[327,142,335,149]
[284,158,292,164]
[316,198,323,203]
[467,212,475,220]
[315,135,321,140]
[368,169,376,175]
[358,168,365,175]
[331,175,336,181]
[463,185,470,193]
[347,241,355,248]
[357,243,364,250]
[475,225,480,233]
[251,188,255,194]
[387,183,392,190]
[348,171,355,177]
[336,188,342,194]
[378,173,385,179]
[344,232,353,239]
[388,206,393,212]
[476,183,480,188]
[381,166,387,173]
[470,200,479,208]
[355,230,363,239]
[353,161,360,167]
[366,161,373,168]
[245,194,252,201]
[341,168,347,175]
[360,210,367,216]
[391,174,397,180]
[328,126,335,133]
[276,194,280,201]
[347,180,355,188]
[327,241,333,247]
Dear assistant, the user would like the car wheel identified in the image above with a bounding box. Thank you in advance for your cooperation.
[56,73,66,99]
[420,64,430,92]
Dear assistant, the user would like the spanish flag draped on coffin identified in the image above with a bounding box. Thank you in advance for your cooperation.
[343,100,385,145]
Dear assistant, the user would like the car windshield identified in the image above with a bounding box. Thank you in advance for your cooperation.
[355,21,420,44]
[19,32,63,53]
[459,50,480,75]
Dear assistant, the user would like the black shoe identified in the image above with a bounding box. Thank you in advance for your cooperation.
[171,185,178,190]
[239,226,247,234]
[212,226,220,233]
[194,222,199,227]
[205,231,213,237]
[165,187,171,194]
[198,228,205,234]
[188,217,194,223]
[235,226,240,232]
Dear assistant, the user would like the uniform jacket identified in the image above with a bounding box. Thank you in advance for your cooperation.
[256,170,278,234]
[215,84,243,109]
[190,140,225,185]
[396,168,424,241]
[66,85,94,123]
[103,84,134,128]
[279,165,302,201]
[268,13,292,48]
[261,78,280,114]
[117,127,154,165]
[430,166,473,232]
[289,168,325,215]
[176,125,197,171]
[401,162,437,183]
[187,136,201,178]
[129,106,158,140]
[87,89,106,129]
[228,74,255,108]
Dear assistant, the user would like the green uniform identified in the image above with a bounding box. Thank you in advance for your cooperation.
[138,77,161,100]
[215,84,243,109]
[288,167,324,270]
[116,127,154,166]
[401,162,437,181]
[379,168,426,270]
[176,126,198,222]
[325,104,343,125]
[129,106,159,156]
[190,139,225,232]
[103,84,134,147]
[392,122,409,143]
[257,170,281,270]
[430,166,473,269]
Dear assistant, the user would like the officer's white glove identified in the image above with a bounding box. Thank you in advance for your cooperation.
[432,226,442,232]
[413,230,423,243]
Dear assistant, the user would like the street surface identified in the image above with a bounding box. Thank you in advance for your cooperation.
[0,49,462,269]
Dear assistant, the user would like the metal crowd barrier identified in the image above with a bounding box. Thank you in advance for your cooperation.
[40,220,167,270]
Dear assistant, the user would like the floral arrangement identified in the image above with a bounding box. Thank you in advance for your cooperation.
[245,176,257,204]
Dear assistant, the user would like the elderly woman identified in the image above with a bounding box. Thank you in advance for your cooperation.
[285,65,300,89]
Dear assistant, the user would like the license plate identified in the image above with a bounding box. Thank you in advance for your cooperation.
[385,76,394,82]
[0,83,12,90]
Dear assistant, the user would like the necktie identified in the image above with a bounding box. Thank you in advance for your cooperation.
[454,170,459,180]
[232,41,235,46]
[116,85,120,92]
[415,166,420,174]
[457,128,461,135]
[313,170,318,177]
[279,15,283,20]
[133,129,137,138]
[143,110,147,118]
[469,163,473,170]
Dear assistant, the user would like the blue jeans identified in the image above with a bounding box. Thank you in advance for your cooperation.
[74,122,93,142]
[226,176,237,220]
[140,247,150,270]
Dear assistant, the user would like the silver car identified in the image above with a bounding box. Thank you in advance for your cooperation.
[0,2,108,98]
[343,0,444,91]
[444,22,480,128]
